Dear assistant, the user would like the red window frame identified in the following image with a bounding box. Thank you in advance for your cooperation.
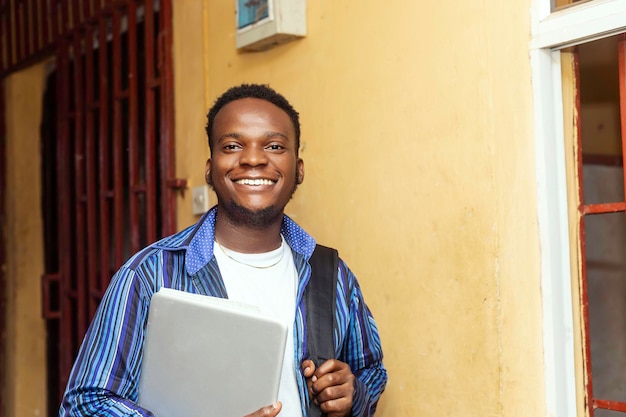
[575,34,626,415]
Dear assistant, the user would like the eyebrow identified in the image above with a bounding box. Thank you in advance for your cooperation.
[264,131,289,140]
[217,131,289,141]
[217,132,242,141]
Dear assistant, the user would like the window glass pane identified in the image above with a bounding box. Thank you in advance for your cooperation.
[595,410,626,417]
[585,212,626,402]
[553,0,593,12]
[578,35,624,205]
[583,164,625,204]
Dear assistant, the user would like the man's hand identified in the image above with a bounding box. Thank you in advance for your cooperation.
[301,359,355,417]
[244,401,282,417]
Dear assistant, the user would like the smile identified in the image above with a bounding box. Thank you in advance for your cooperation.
[235,178,276,186]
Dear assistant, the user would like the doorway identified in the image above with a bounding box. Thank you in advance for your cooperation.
[38,2,177,414]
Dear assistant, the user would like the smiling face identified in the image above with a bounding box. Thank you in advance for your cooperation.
[206,97,304,229]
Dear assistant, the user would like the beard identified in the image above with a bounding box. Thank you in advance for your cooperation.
[221,201,284,230]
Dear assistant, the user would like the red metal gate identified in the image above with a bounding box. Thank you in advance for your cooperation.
[1,1,180,414]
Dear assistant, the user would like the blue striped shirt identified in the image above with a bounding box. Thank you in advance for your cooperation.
[60,207,387,417]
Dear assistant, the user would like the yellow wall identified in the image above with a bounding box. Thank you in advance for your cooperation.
[173,0,543,416]
[2,62,48,417]
[1,1,544,416]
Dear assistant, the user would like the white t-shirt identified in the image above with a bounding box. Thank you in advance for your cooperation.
[213,236,303,417]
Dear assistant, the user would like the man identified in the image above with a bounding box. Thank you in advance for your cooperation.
[60,84,387,417]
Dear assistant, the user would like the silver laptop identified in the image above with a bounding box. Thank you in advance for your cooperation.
[137,287,288,417]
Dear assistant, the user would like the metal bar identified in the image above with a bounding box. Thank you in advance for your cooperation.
[127,3,140,254]
[0,8,7,72]
[160,0,176,236]
[41,273,62,319]
[24,0,32,56]
[61,0,69,34]
[81,0,88,20]
[70,0,79,28]
[33,0,41,53]
[55,35,74,398]
[8,4,14,64]
[34,0,41,51]
[29,0,37,53]
[144,0,157,243]
[594,399,626,412]
[579,213,594,417]
[51,0,59,39]
[43,0,51,46]
[97,15,111,295]
[581,202,626,215]
[72,31,88,341]
[0,64,6,417]
[84,23,99,317]
[71,0,78,29]
[57,0,64,35]
[34,0,42,50]
[8,0,15,68]
[35,0,42,50]
[111,9,124,267]
[16,1,24,61]
[144,0,154,83]
[572,46,597,417]
[618,35,626,215]
[40,0,50,45]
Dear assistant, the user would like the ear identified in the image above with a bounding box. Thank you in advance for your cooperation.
[205,158,213,187]
[296,158,304,184]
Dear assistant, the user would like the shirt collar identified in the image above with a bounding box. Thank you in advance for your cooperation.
[155,206,317,275]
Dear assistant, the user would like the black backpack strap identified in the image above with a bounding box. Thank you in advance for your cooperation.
[305,244,338,417]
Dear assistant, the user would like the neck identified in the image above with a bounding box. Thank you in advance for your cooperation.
[214,209,283,253]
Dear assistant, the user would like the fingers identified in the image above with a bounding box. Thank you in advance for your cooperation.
[306,359,352,395]
[315,389,353,417]
[312,359,351,383]
[301,359,316,377]
[306,359,355,417]
[244,401,282,417]
[311,372,355,402]
[302,359,317,402]
[319,397,353,417]
[302,358,348,381]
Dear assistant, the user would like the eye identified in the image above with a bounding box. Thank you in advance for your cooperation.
[222,143,242,151]
[266,143,285,151]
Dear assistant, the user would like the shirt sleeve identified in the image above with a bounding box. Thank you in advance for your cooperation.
[336,261,388,417]
[59,266,155,417]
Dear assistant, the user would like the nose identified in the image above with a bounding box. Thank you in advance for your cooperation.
[239,144,268,166]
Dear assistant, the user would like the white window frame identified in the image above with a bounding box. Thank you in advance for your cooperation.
[531,0,626,416]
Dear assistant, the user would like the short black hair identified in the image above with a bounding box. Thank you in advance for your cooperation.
[205,83,301,154]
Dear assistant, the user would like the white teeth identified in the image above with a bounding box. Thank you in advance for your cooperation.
[236,178,275,186]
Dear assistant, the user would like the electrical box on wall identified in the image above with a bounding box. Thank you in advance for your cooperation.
[236,0,306,52]
[192,185,212,216]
